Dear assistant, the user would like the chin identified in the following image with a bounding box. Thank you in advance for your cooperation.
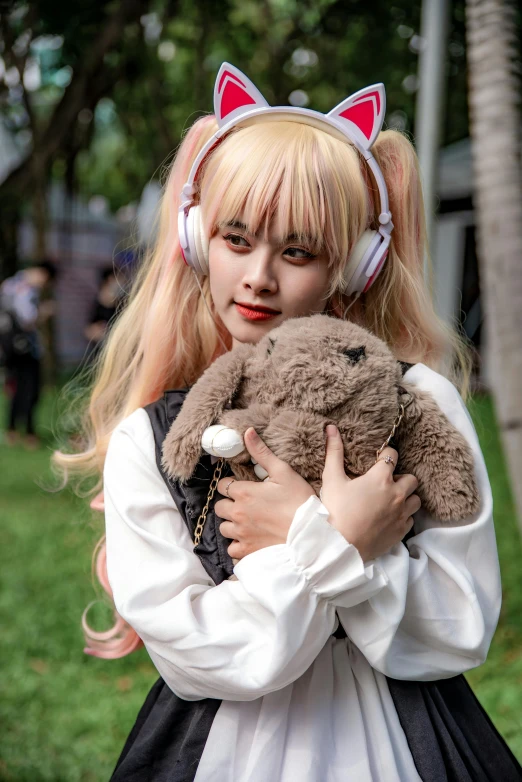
[228,315,279,344]
[233,324,269,344]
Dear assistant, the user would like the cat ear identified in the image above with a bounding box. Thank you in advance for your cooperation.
[214,62,270,128]
[327,84,386,150]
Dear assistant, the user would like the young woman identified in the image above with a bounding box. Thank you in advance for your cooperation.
[55,64,522,780]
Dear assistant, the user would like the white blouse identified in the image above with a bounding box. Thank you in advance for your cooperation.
[104,363,502,782]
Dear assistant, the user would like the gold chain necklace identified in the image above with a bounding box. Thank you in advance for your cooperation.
[374,397,410,462]
[193,457,226,548]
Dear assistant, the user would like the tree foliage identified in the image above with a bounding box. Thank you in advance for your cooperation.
[0,0,471,273]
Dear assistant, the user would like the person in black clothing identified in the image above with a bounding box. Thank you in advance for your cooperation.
[1,259,57,448]
[84,266,124,364]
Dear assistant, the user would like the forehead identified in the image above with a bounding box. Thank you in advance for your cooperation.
[200,121,369,264]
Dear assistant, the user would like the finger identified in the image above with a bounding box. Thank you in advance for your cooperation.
[217,477,238,498]
[322,425,349,482]
[214,497,235,519]
[372,446,399,479]
[227,540,243,559]
[394,473,419,497]
[219,520,237,539]
[404,493,422,517]
[243,427,285,478]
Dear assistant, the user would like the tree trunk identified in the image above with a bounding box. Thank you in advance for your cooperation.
[32,159,49,262]
[465,0,522,530]
[0,201,21,280]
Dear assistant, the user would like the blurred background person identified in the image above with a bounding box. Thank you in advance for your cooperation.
[0,259,57,448]
[83,265,124,364]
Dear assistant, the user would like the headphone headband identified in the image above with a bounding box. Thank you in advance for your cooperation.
[178,62,394,296]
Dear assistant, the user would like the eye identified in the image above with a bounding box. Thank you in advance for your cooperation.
[343,346,366,363]
[283,247,316,261]
[267,338,276,355]
[224,233,249,248]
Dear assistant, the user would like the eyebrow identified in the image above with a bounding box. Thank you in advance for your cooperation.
[222,220,314,245]
[225,220,248,231]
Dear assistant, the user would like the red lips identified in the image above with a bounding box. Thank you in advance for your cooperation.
[234,302,281,321]
[235,302,281,314]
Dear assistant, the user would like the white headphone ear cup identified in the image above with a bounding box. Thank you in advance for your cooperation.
[185,207,197,270]
[185,206,209,276]
[191,205,209,275]
[178,207,192,267]
[341,230,378,295]
[361,241,389,293]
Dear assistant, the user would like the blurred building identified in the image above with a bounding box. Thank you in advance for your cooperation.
[17,181,130,367]
[434,138,483,380]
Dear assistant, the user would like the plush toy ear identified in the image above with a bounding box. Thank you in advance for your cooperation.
[162,343,254,482]
[395,385,480,523]
[214,62,269,128]
[327,84,386,151]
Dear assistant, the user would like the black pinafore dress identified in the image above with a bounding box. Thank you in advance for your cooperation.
[110,375,522,782]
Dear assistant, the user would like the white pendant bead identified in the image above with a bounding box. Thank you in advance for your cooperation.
[201,425,245,457]
[254,463,269,480]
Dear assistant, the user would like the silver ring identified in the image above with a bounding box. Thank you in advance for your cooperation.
[225,479,235,497]
[377,455,396,468]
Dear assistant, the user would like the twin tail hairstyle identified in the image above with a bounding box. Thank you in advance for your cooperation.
[53,68,472,658]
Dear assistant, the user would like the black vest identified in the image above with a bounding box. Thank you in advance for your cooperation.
[110,376,522,782]
[145,388,236,585]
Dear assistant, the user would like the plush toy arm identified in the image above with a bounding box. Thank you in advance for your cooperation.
[396,383,480,522]
[161,343,253,482]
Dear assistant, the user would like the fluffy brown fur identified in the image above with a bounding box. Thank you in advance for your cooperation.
[162,314,480,522]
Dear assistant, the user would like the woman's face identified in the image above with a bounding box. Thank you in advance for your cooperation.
[208,219,332,346]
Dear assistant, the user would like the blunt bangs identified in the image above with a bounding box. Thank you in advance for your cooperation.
[199,121,369,268]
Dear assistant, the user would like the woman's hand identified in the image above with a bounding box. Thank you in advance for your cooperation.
[215,428,316,560]
[320,425,421,562]
[215,424,421,564]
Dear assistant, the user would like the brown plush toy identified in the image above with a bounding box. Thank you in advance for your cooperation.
[162,314,480,522]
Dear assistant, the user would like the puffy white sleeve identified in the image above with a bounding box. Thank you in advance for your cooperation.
[104,408,388,702]
[335,363,502,680]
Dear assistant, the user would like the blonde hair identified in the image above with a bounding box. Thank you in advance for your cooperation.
[54,113,472,657]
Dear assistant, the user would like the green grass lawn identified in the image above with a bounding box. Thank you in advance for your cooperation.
[0,387,521,780]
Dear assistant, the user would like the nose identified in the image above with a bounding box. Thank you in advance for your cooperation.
[241,246,278,295]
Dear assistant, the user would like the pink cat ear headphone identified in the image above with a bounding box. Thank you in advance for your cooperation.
[178,62,394,296]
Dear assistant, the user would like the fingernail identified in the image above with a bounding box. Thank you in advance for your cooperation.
[248,427,259,441]
[326,425,337,437]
